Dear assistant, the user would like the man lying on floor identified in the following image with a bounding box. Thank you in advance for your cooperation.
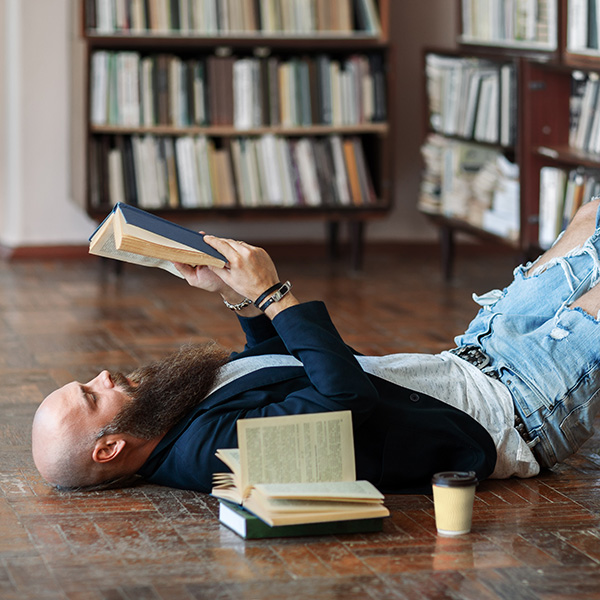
[32,200,600,493]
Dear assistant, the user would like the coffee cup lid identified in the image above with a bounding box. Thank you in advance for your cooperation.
[431,471,478,488]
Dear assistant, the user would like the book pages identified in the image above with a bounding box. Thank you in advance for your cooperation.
[89,213,183,277]
[247,498,382,514]
[251,480,384,501]
[115,206,197,252]
[236,410,355,493]
[111,205,224,268]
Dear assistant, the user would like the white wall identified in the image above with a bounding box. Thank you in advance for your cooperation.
[380,0,457,242]
[0,0,456,249]
[0,0,5,235]
[0,0,94,249]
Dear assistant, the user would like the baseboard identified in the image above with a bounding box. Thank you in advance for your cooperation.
[261,240,515,260]
[0,241,422,261]
[0,244,91,260]
[0,240,516,262]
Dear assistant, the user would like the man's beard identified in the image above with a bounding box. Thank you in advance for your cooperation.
[98,342,230,441]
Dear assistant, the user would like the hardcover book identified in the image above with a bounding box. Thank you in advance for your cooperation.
[218,499,384,539]
[89,202,227,276]
[212,411,390,527]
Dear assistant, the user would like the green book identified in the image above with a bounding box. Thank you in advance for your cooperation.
[218,500,384,540]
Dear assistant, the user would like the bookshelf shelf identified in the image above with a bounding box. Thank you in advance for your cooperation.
[563,52,600,69]
[80,0,392,270]
[90,123,390,136]
[85,34,388,49]
[86,204,389,220]
[535,144,600,167]
[459,37,558,53]
[421,0,600,278]
[425,212,521,245]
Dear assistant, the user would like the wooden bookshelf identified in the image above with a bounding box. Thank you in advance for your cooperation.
[80,0,392,270]
[419,0,600,278]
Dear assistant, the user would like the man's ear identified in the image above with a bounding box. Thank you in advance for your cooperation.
[92,437,127,464]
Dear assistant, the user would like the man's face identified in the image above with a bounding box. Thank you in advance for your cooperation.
[32,342,230,488]
[32,370,132,476]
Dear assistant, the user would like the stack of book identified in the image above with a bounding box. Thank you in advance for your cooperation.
[86,0,381,36]
[419,134,520,241]
[212,411,389,539]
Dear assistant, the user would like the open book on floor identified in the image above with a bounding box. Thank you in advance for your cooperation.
[89,203,227,277]
[212,411,389,529]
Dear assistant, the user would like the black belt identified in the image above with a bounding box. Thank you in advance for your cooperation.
[449,345,533,445]
[449,345,500,378]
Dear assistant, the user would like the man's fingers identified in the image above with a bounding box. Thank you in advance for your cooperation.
[204,235,256,253]
[204,236,263,271]
[173,262,195,277]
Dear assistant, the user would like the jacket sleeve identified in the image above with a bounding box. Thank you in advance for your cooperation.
[235,312,278,351]
[238,301,379,423]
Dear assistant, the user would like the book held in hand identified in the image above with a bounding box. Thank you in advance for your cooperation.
[212,411,390,530]
[89,203,227,277]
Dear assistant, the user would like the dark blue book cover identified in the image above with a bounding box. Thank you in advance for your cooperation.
[90,203,227,264]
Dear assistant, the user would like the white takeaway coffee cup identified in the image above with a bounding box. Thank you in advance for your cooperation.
[431,471,478,536]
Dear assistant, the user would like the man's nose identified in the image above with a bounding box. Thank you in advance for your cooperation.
[89,370,112,389]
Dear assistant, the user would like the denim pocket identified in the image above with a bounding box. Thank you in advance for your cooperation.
[504,370,549,417]
[559,380,600,456]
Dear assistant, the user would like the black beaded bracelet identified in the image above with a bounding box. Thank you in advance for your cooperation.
[254,282,282,308]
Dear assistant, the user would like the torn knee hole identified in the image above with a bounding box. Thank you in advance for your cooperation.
[550,326,570,340]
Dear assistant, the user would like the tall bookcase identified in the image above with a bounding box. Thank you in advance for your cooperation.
[80,0,392,269]
[419,0,600,278]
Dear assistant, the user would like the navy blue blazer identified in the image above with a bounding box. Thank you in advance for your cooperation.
[138,301,496,494]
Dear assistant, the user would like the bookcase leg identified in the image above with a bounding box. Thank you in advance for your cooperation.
[440,225,455,281]
[349,220,365,272]
[99,257,123,277]
[327,221,341,260]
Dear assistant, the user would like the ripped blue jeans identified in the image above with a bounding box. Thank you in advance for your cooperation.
[455,207,600,468]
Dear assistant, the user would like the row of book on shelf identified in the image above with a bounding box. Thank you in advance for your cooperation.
[86,0,381,36]
[90,133,377,210]
[567,0,600,52]
[569,70,600,154]
[539,165,600,249]
[90,51,386,129]
[419,135,600,250]
[419,134,520,242]
[460,0,556,47]
[425,54,517,147]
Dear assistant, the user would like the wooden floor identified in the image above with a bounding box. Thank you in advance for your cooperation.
[1,245,599,600]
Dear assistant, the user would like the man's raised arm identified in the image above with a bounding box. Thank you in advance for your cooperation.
[174,236,299,320]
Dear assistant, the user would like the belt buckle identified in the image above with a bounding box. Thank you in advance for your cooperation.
[458,345,490,369]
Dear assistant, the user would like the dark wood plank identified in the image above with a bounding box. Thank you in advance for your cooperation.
[0,245,597,600]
